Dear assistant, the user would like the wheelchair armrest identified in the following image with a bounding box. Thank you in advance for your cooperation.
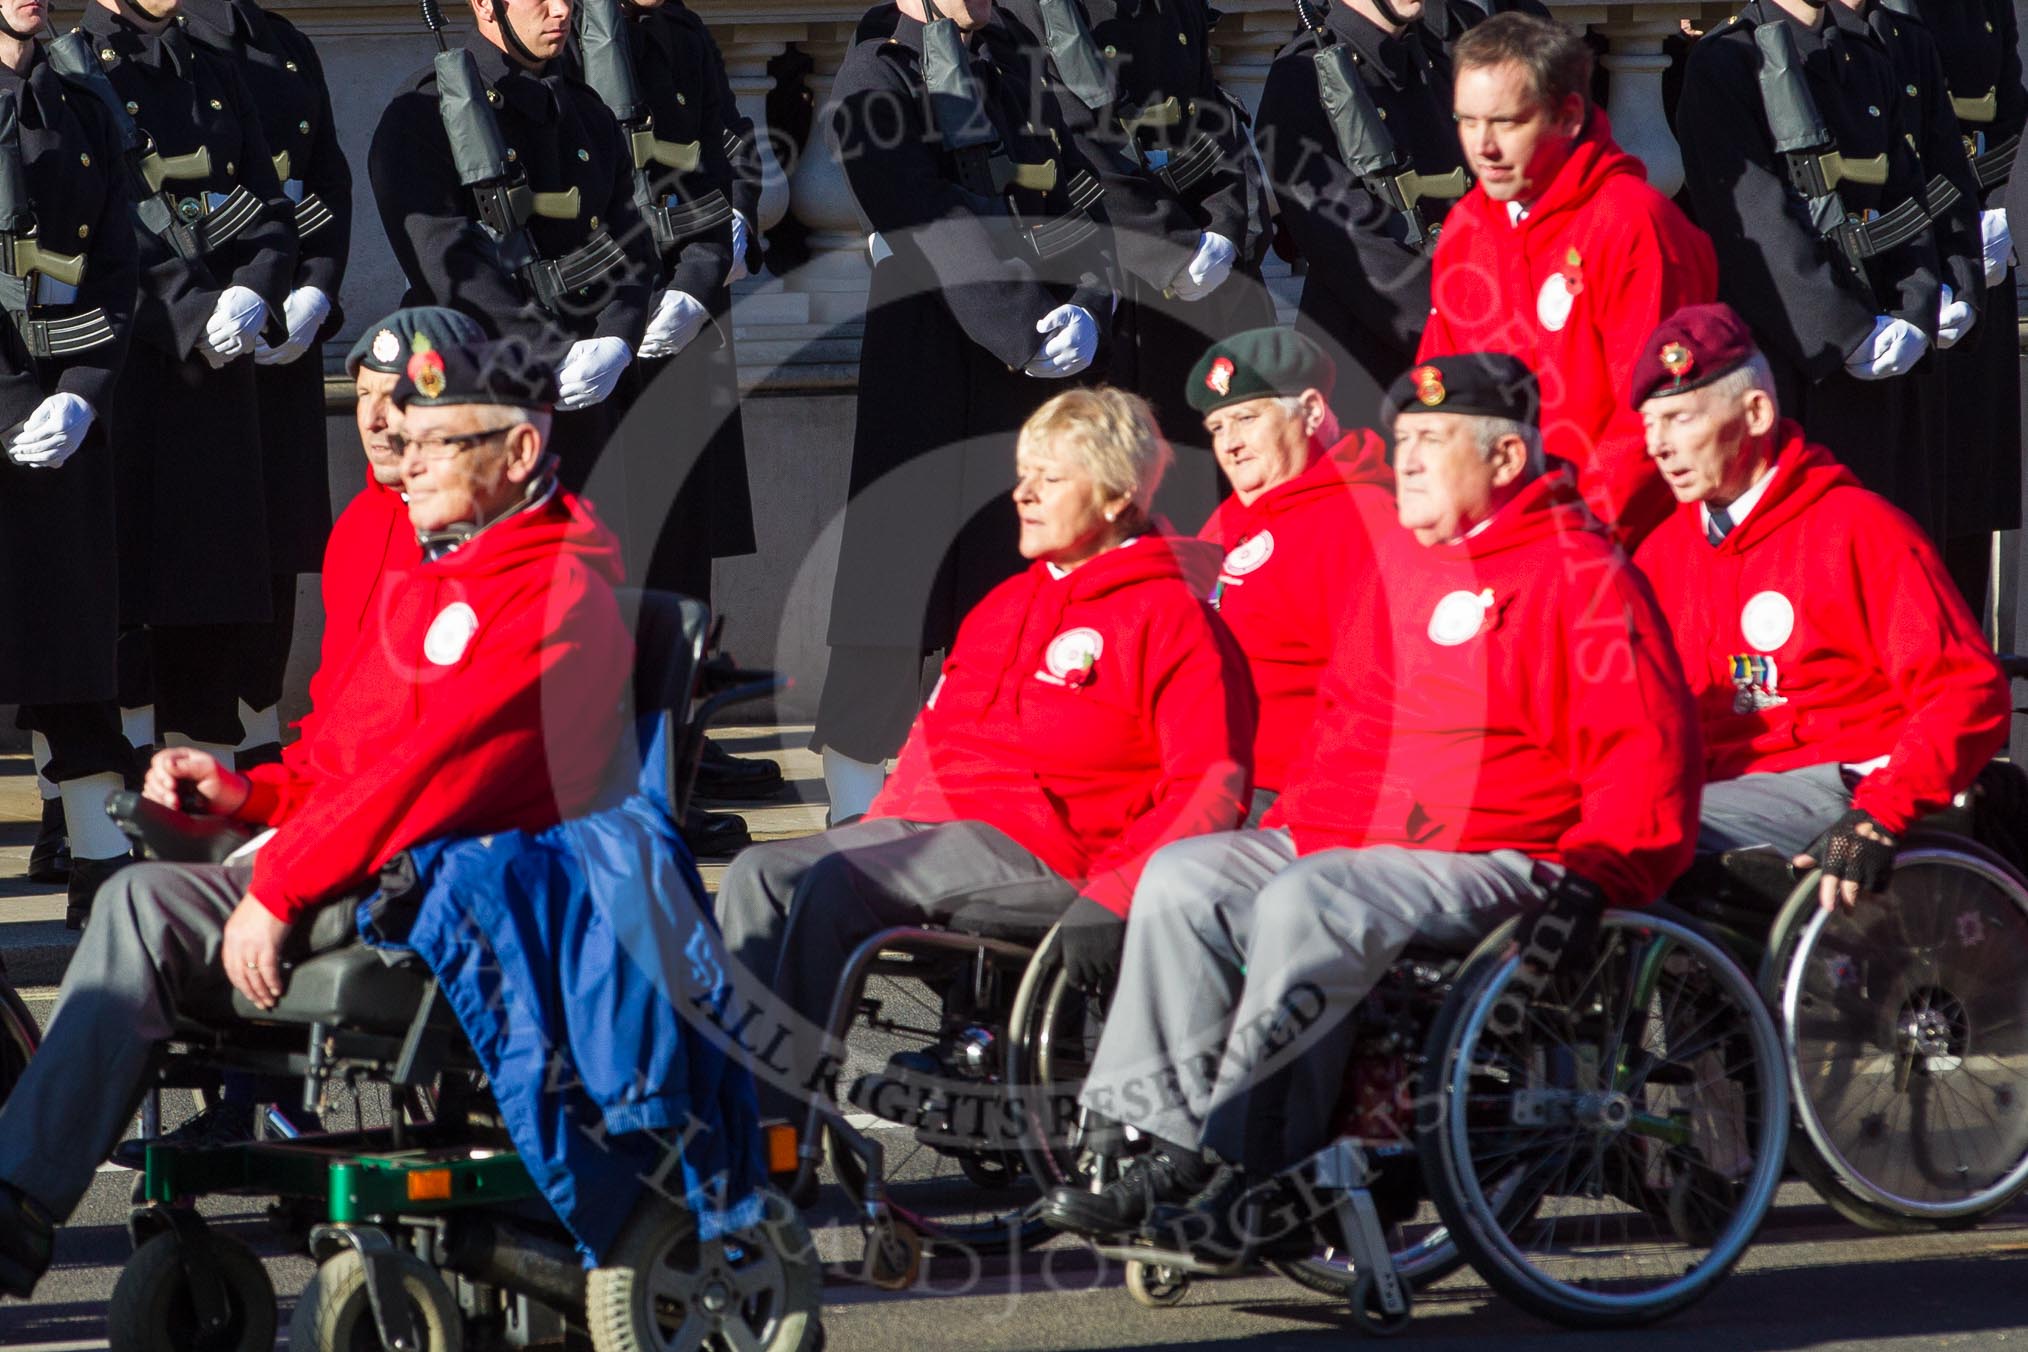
[106,789,256,865]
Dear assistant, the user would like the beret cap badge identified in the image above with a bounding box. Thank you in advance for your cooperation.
[406,333,447,400]
[1661,342,1694,380]
[370,328,401,365]
[1206,356,1234,396]
[1412,364,1446,407]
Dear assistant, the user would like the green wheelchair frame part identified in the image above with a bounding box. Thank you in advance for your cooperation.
[140,1133,544,1223]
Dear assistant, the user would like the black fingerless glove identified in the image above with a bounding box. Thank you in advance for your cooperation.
[1055,895,1128,991]
[1513,869,1606,982]
[1804,808,1897,894]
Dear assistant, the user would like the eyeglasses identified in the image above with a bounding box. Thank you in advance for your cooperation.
[385,428,509,462]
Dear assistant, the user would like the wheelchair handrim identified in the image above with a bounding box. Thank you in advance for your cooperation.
[1444,910,1789,1318]
[1782,847,2028,1220]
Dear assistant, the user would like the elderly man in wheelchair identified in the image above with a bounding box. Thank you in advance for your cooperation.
[0,337,634,1303]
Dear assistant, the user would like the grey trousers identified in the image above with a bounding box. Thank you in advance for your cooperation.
[0,861,251,1218]
[714,817,1077,1114]
[1079,829,1542,1174]
[1698,764,1854,859]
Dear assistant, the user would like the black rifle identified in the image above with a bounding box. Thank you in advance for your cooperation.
[0,85,112,358]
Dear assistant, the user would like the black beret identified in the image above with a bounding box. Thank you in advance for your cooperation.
[345,306,491,376]
[393,334,559,411]
[1185,327,1335,415]
[1382,352,1540,427]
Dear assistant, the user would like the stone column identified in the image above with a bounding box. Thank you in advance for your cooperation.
[1594,19,1684,198]
[716,25,801,235]
[785,25,873,326]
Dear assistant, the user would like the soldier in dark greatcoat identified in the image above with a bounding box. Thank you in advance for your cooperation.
[183,0,350,764]
[810,0,1113,818]
[1255,0,1476,429]
[72,0,298,800]
[367,0,655,489]
[0,0,138,925]
[1675,0,1951,538]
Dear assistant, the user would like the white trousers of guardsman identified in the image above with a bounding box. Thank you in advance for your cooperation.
[1077,828,1545,1175]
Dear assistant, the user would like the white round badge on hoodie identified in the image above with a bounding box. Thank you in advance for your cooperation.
[1045,627,1104,679]
[1222,531,1274,577]
[1428,589,1494,646]
[1536,273,1576,332]
[1740,591,1795,652]
[424,602,481,666]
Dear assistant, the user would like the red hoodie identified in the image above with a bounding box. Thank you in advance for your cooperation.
[1268,473,1701,907]
[1419,111,1717,549]
[869,533,1257,915]
[1198,430,1396,792]
[1634,427,2007,834]
[235,489,633,920]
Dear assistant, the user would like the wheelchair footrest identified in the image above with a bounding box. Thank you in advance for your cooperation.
[139,1134,541,1221]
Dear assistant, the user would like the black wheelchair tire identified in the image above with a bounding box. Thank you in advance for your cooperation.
[0,974,38,1111]
[288,1247,464,1352]
[107,1232,275,1352]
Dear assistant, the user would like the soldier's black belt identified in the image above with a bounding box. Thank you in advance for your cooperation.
[648,188,734,249]
[294,192,335,242]
[526,228,629,309]
[1975,134,2020,191]
[194,186,265,253]
[1023,170,1104,260]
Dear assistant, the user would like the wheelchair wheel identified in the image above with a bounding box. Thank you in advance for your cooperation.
[0,974,37,1111]
[586,1189,822,1352]
[289,1247,464,1352]
[1421,906,1788,1328]
[1776,842,2028,1231]
[1005,928,1107,1198]
[107,1232,275,1352]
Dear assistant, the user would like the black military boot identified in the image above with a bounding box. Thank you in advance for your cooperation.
[0,1182,54,1299]
[693,741,787,802]
[680,806,752,858]
[26,796,68,885]
[1041,1142,1214,1238]
[65,854,131,931]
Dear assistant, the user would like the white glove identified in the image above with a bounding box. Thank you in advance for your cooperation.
[1843,315,1928,381]
[5,393,92,469]
[200,285,268,367]
[727,210,752,285]
[638,290,710,360]
[1169,231,1237,303]
[1022,304,1099,379]
[254,285,332,366]
[554,336,632,409]
[1936,283,1976,349]
[1982,207,2013,287]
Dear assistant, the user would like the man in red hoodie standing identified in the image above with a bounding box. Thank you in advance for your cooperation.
[1419,13,1716,548]
[1189,328,1396,813]
[1632,304,2007,911]
[0,336,633,1300]
[1043,353,1701,1245]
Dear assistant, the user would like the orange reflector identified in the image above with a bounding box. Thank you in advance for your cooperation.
[764,1123,799,1176]
[406,1168,453,1201]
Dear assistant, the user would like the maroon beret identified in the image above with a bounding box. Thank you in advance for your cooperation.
[1629,303,1758,408]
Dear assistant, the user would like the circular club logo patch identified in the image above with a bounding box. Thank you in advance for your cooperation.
[1222,531,1274,577]
[1740,591,1796,651]
[1044,626,1104,680]
[1535,273,1576,332]
[1428,589,1493,647]
[423,601,481,666]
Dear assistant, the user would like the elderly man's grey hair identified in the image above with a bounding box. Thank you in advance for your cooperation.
[1268,394,1344,443]
[1471,416,1545,474]
[1703,352,1779,416]
[466,403,555,443]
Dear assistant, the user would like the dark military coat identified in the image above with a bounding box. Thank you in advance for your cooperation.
[1677,0,1948,534]
[1256,0,1474,429]
[0,48,138,702]
[824,7,1114,654]
[79,4,298,628]
[185,0,351,575]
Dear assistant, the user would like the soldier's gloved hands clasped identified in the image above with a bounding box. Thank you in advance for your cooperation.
[1169,231,1236,302]
[1022,304,1098,379]
[639,289,710,360]
[1842,315,1927,381]
[200,285,269,368]
[254,285,332,367]
[5,393,93,470]
[1936,284,1976,349]
[1982,208,2013,287]
[727,210,753,285]
[555,336,632,409]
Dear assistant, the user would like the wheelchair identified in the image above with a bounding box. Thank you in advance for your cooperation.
[97,589,824,1352]
[1677,756,2028,1236]
[0,951,37,1111]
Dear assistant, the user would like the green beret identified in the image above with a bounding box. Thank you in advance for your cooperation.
[345,306,491,377]
[1185,327,1336,416]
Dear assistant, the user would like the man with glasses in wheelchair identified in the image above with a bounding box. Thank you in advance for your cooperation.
[0,335,633,1301]
[1630,303,2011,910]
[1042,352,1704,1255]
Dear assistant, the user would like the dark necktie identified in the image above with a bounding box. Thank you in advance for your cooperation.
[1707,503,1734,548]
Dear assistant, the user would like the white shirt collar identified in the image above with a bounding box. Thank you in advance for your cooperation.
[1700,462,1776,536]
[1047,535,1140,579]
[1505,200,1528,226]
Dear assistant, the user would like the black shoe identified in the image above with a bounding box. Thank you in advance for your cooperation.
[0,1183,54,1299]
[65,854,131,932]
[680,806,752,858]
[694,742,786,803]
[26,798,67,885]
[1142,1172,1325,1266]
[109,1096,258,1171]
[1041,1144,1214,1238]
